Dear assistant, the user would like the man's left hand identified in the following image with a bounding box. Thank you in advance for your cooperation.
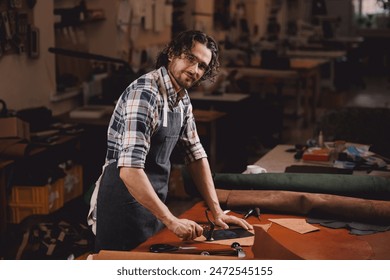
[214,213,253,231]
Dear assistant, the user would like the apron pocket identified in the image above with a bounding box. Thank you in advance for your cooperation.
[156,135,179,165]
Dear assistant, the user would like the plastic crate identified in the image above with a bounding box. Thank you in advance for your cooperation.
[8,178,64,223]
[63,164,83,203]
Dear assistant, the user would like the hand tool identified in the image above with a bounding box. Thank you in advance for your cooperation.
[149,242,246,258]
[243,208,254,219]
[254,207,261,221]
[203,209,215,241]
[149,243,197,253]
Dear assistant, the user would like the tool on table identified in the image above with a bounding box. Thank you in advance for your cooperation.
[203,209,215,241]
[254,207,261,221]
[149,242,246,258]
[199,242,246,258]
[243,209,254,219]
[231,242,245,258]
[243,207,261,221]
[293,144,308,160]
[149,243,197,253]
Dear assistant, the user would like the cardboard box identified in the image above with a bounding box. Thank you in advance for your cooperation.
[0,117,30,140]
[302,147,331,161]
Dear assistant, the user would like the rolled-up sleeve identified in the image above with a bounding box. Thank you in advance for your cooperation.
[117,86,158,168]
[178,104,207,164]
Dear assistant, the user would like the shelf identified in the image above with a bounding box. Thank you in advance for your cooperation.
[54,16,105,29]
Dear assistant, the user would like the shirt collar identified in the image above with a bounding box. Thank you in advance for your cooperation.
[158,66,188,107]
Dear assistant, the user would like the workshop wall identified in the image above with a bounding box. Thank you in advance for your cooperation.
[0,1,61,114]
[0,0,118,115]
[0,0,355,116]
[0,0,171,116]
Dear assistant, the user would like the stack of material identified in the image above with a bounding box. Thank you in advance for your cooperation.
[209,173,390,226]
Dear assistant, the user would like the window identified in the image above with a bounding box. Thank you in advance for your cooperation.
[353,0,389,28]
[353,0,388,16]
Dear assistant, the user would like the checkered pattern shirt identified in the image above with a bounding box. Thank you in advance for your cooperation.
[105,67,207,168]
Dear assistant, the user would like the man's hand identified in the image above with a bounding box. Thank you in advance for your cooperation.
[167,218,204,240]
[214,213,254,231]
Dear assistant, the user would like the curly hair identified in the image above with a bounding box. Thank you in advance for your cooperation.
[155,30,220,82]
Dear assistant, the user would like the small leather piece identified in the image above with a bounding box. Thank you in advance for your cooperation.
[252,226,302,260]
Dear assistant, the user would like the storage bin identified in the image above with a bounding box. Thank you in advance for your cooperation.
[8,178,64,223]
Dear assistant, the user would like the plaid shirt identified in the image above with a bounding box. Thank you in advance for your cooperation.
[106,67,207,168]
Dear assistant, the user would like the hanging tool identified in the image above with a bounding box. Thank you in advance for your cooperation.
[1,11,12,51]
[48,47,131,71]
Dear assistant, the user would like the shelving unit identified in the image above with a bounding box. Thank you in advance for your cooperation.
[54,16,105,29]
[52,1,105,96]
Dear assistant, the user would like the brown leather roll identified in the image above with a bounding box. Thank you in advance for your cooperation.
[217,189,390,224]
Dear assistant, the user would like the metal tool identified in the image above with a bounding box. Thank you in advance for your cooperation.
[149,242,246,258]
[203,209,215,241]
[243,207,261,221]
[243,209,254,219]
[254,207,261,221]
[149,243,197,253]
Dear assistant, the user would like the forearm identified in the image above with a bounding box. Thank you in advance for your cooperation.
[186,158,224,217]
[119,167,175,227]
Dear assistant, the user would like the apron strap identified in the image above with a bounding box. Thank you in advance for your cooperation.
[158,69,169,128]
[180,105,184,127]
[163,93,168,128]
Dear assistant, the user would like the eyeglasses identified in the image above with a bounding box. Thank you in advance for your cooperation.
[182,52,210,73]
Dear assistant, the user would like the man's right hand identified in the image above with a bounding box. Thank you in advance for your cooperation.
[167,218,203,240]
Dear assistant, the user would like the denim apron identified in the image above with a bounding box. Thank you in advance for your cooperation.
[93,70,184,252]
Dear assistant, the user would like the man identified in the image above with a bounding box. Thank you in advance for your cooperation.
[88,30,252,252]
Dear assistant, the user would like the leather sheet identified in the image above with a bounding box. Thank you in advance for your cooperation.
[251,225,373,260]
[252,226,303,260]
